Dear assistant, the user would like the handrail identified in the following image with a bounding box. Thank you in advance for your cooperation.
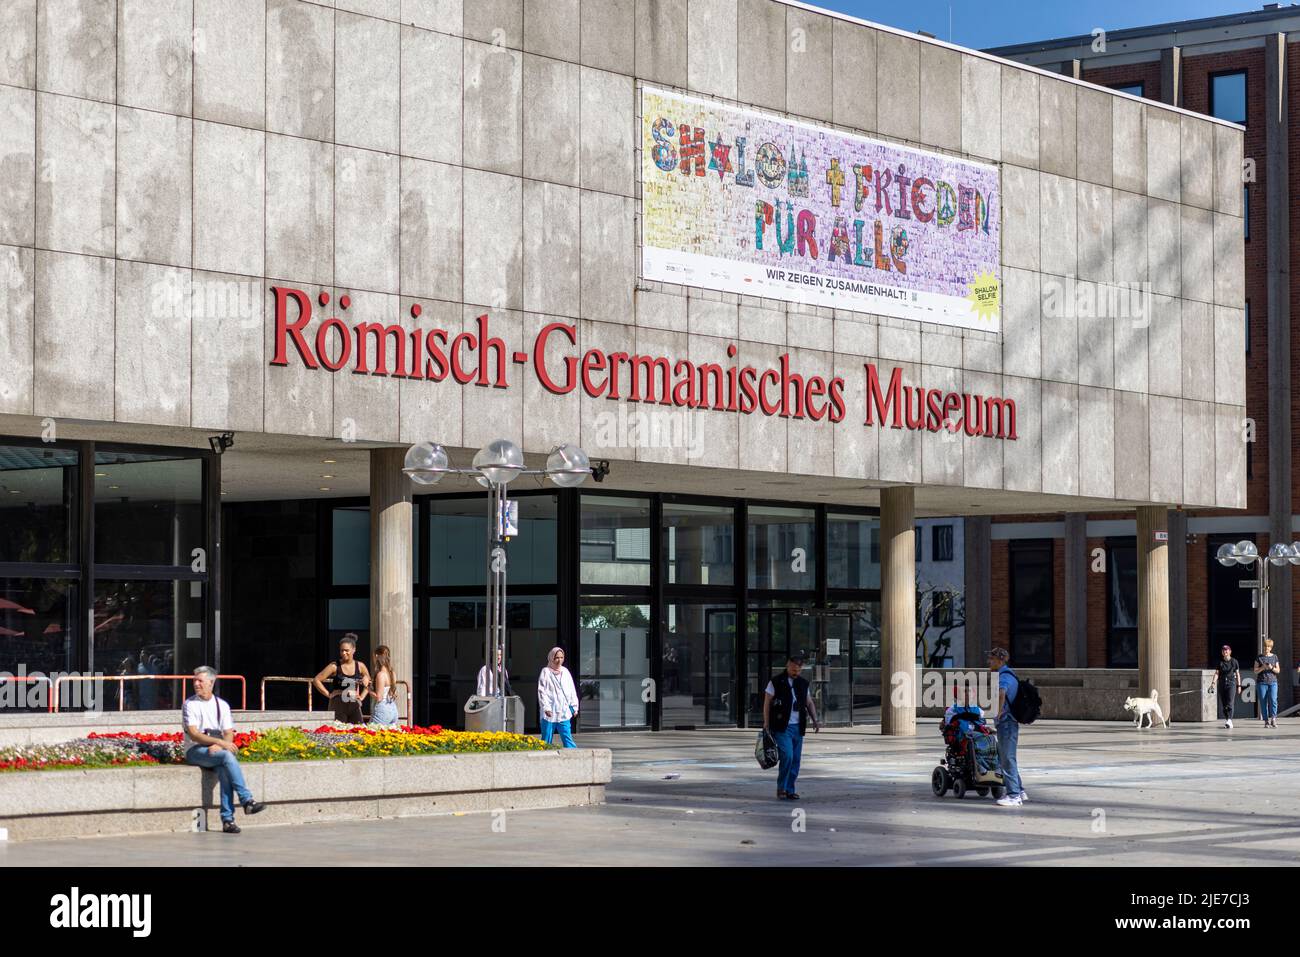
[260,676,318,711]
[259,677,413,724]
[51,674,247,713]
[0,675,55,713]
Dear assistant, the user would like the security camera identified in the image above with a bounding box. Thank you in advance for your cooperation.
[591,460,611,483]
[208,433,235,455]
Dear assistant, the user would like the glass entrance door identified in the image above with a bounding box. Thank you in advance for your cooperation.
[745,608,853,727]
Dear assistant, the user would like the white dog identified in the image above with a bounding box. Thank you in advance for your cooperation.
[1123,689,1168,729]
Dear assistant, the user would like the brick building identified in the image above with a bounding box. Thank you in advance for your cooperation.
[984,6,1295,709]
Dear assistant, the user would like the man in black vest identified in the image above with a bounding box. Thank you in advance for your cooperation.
[762,653,821,800]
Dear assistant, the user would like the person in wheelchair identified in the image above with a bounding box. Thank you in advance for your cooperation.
[935,686,1003,797]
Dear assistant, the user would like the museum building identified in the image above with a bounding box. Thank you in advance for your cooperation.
[0,0,1245,730]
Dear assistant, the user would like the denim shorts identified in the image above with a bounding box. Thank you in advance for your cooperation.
[371,698,399,726]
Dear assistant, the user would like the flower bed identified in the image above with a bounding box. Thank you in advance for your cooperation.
[0,724,550,772]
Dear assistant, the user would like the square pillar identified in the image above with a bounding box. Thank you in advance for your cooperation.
[963,515,991,667]
[1137,506,1171,713]
[1266,34,1294,711]
[881,486,916,736]
[1063,514,1087,668]
[370,448,413,706]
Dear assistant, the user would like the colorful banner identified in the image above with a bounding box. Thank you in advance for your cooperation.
[640,87,1001,332]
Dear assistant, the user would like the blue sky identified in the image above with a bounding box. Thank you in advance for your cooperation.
[811,0,1267,50]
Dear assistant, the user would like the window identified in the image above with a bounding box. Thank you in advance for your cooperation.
[579,604,651,728]
[0,445,77,564]
[1243,186,1249,240]
[1110,82,1144,98]
[932,524,954,562]
[1106,541,1138,667]
[1247,440,1253,481]
[663,503,734,587]
[93,451,203,566]
[747,506,815,590]
[827,513,880,590]
[1210,70,1247,125]
[915,527,922,562]
[1008,540,1054,666]
[1245,301,1250,355]
[580,496,651,587]
[932,590,954,628]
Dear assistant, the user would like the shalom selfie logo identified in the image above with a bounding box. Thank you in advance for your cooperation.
[49,887,152,938]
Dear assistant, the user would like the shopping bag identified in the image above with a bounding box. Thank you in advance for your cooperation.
[754,729,778,770]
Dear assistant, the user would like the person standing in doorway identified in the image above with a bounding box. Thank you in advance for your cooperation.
[1217,644,1242,729]
[313,635,371,724]
[762,653,821,801]
[1253,638,1281,729]
[538,647,579,748]
[989,647,1027,807]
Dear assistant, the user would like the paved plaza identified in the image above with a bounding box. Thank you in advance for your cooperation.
[2,719,1297,867]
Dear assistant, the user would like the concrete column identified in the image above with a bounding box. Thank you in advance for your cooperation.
[1063,514,1088,667]
[1059,59,1080,80]
[1265,33,1294,710]
[963,515,991,667]
[1137,507,1171,713]
[881,486,916,736]
[370,448,414,703]
[1160,46,1182,108]
[1168,510,1188,669]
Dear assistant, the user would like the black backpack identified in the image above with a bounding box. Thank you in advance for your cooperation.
[1006,670,1042,724]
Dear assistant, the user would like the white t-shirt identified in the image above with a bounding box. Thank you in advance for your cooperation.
[181,694,233,752]
[765,677,800,726]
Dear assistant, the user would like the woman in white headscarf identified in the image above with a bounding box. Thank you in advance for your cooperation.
[537,646,579,748]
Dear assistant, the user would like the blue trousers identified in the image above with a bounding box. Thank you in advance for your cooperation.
[540,717,576,748]
[996,715,1023,797]
[1258,682,1278,721]
[185,746,254,822]
[774,724,803,793]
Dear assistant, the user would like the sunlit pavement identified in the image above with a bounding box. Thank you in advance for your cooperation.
[3,719,1298,866]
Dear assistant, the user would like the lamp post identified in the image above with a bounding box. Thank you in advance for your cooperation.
[1215,538,1300,671]
[402,439,591,730]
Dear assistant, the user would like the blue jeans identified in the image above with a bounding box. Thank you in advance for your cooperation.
[774,723,803,793]
[185,746,255,822]
[371,698,399,726]
[996,715,1022,797]
[540,717,576,748]
[1258,682,1278,721]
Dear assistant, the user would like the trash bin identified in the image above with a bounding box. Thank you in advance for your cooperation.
[464,695,526,733]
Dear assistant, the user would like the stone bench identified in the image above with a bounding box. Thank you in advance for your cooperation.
[0,748,611,841]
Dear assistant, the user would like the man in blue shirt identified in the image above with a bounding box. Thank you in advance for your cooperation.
[988,647,1027,807]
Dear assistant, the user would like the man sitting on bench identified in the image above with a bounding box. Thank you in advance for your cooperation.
[182,666,266,834]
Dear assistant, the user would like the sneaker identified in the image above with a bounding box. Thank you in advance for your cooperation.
[221,820,241,834]
[243,800,266,816]
[1226,719,1234,729]
[996,794,1023,807]
[785,792,800,801]
[1019,790,1029,803]
[776,790,787,799]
